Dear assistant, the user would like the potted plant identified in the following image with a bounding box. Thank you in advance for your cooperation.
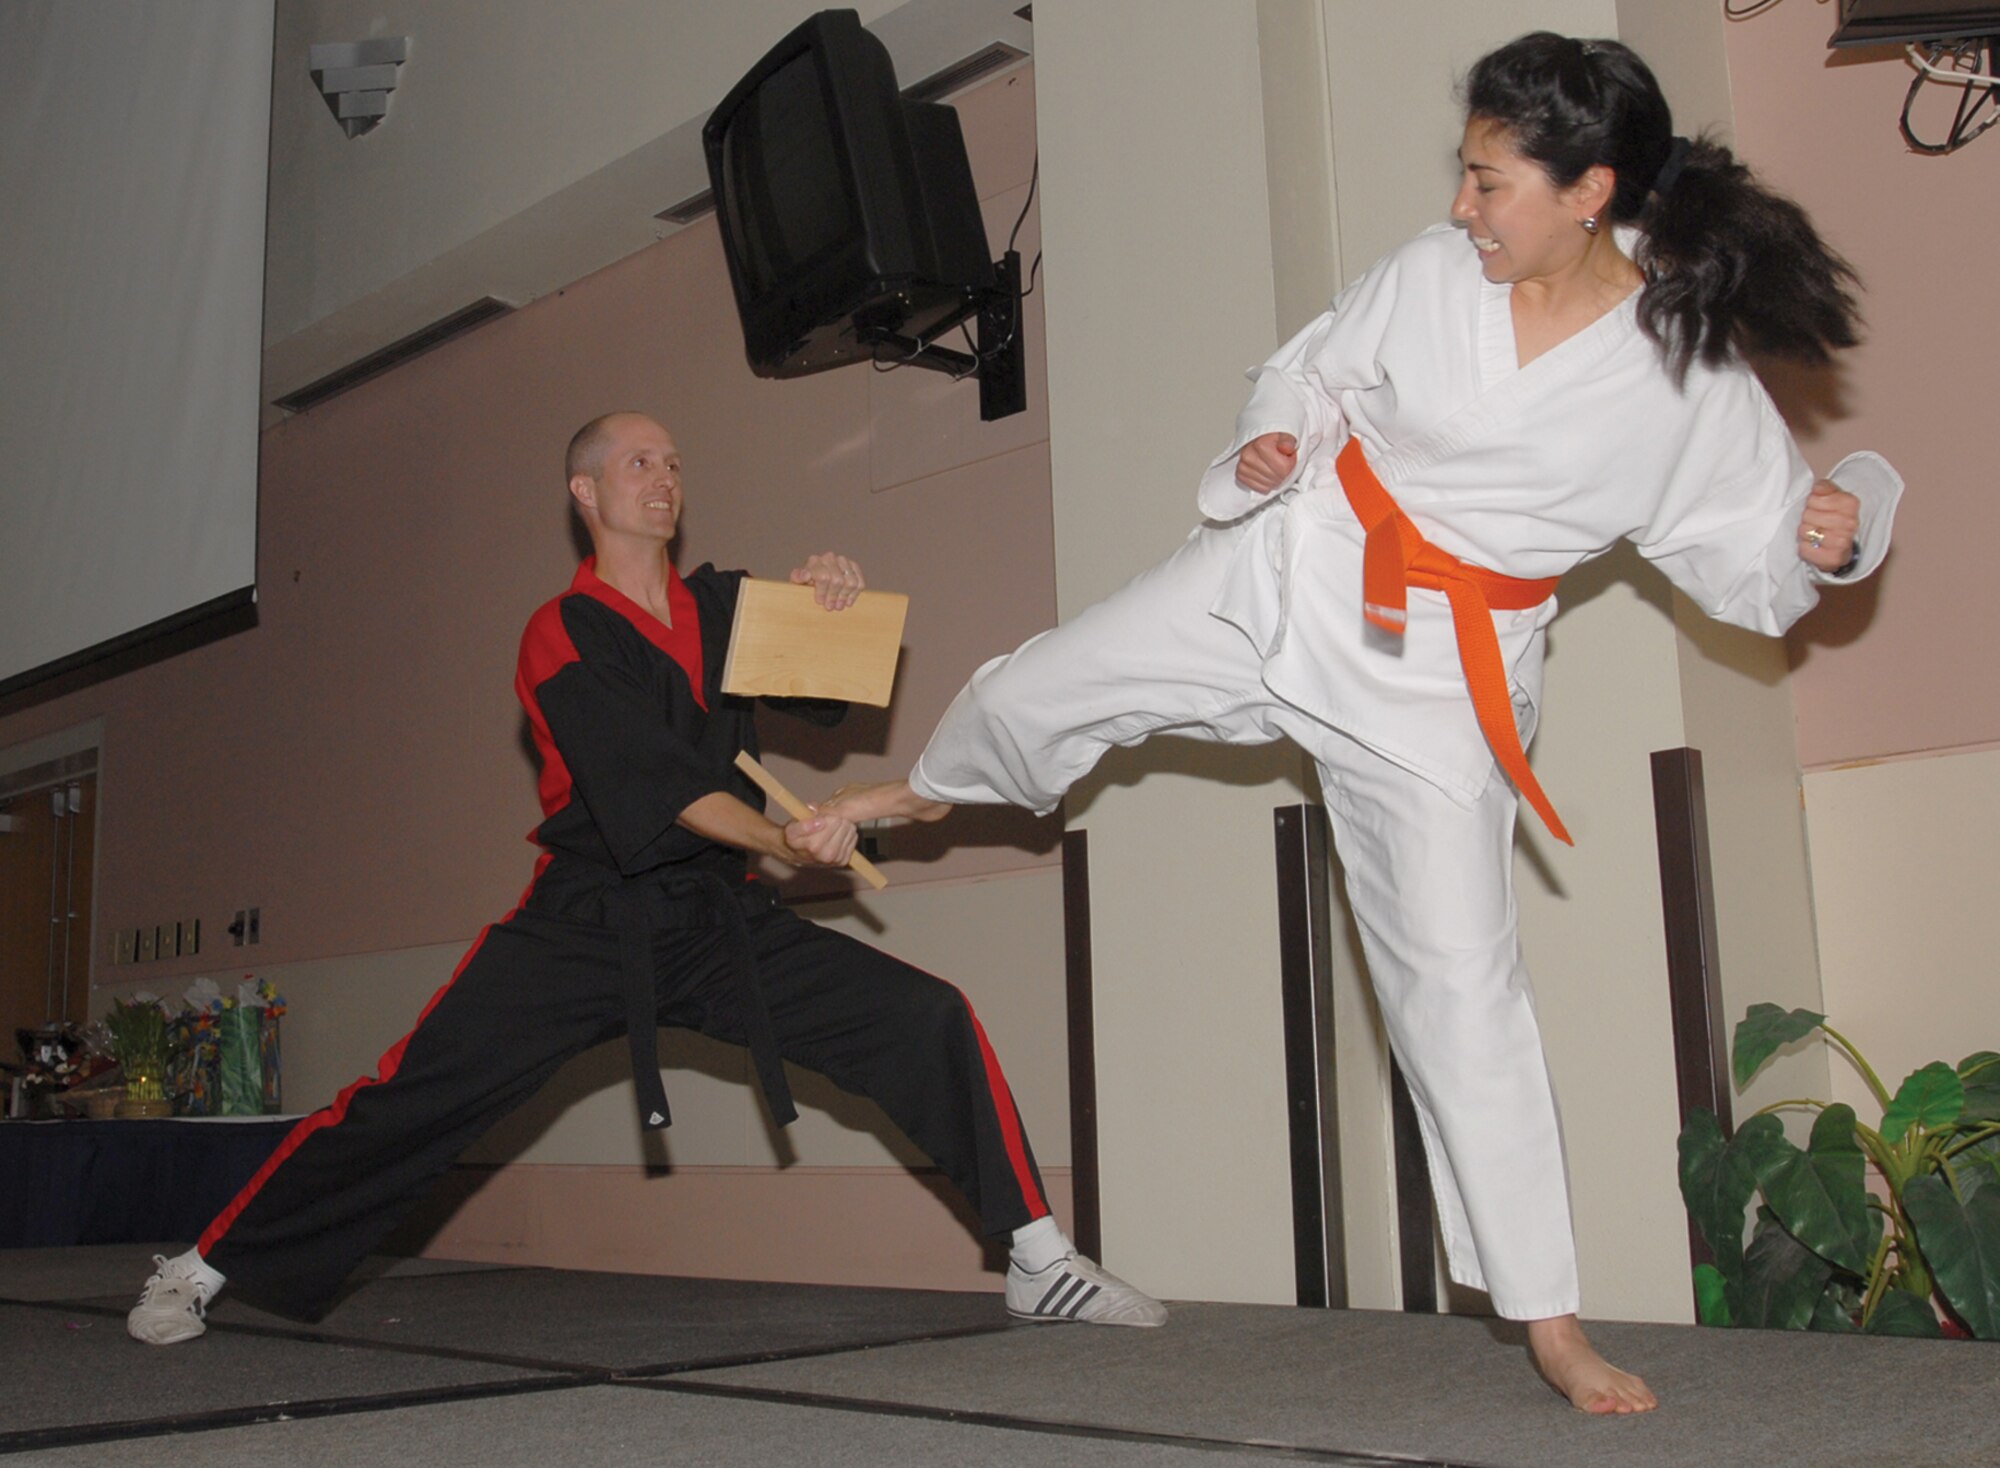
[1678,1004,2000,1338]
[104,996,176,1118]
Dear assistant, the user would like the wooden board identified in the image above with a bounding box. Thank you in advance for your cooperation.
[721,579,908,707]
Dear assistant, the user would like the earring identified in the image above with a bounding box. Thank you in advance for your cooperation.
[1580,215,1600,235]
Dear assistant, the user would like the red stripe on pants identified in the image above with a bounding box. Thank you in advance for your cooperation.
[959,994,1048,1221]
[197,856,556,1256]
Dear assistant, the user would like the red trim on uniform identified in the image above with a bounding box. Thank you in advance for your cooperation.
[513,559,709,832]
[571,557,706,711]
[199,860,556,1259]
[515,596,584,818]
[954,988,1049,1220]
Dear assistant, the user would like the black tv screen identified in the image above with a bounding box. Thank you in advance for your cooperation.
[1831,0,2000,45]
[718,49,856,302]
[703,9,994,379]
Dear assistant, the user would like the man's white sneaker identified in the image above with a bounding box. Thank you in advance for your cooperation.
[127,1256,214,1344]
[1005,1251,1166,1327]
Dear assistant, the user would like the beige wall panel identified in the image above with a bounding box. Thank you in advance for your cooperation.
[1257,0,1343,336]
[1036,0,1306,1304]
[1805,750,2000,1118]
[1256,0,1401,1312]
[1321,0,1619,275]
[1672,609,1831,1119]
[1037,3,1286,612]
[1614,0,1735,143]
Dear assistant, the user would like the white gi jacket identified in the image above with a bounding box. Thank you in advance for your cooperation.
[1197,223,1903,810]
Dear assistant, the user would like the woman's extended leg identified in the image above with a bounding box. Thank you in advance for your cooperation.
[830,523,1285,824]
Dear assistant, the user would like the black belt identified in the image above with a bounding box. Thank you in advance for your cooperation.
[604,871,797,1133]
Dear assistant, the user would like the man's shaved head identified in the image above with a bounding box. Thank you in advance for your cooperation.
[565,412,650,482]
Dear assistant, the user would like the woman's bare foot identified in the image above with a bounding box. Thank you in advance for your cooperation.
[1525,1315,1657,1415]
[821,779,952,824]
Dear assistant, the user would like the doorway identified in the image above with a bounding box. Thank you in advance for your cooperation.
[1,755,97,1043]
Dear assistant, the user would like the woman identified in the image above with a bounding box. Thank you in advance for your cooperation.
[829,33,1901,1413]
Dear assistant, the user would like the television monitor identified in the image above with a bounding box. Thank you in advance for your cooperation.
[1831,0,2000,46]
[703,9,996,380]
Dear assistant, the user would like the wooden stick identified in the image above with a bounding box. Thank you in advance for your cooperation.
[734,751,888,891]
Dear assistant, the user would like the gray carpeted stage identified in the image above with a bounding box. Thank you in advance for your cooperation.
[3,1245,1992,1466]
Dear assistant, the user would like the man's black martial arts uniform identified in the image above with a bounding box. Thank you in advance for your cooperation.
[199,557,1051,1320]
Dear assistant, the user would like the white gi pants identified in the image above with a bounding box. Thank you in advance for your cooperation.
[912,521,1581,1319]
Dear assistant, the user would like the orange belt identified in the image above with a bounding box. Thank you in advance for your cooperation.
[1335,437,1571,846]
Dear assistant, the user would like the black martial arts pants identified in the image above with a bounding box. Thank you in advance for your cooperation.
[199,896,1050,1320]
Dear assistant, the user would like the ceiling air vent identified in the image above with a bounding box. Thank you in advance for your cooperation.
[656,189,716,226]
[273,297,515,413]
[902,41,1028,105]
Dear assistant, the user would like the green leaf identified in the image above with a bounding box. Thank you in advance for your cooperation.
[1863,1288,1944,1338]
[1809,1286,1858,1332]
[1949,1136,2000,1202]
[1734,1004,1825,1091]
[1958,1051,2000,1082]
[1958,1054,2000,1122]
[1904,1173,2000,1339]
[1960,1082,2000,1126]
[1762,1104,1879,1276]
[1693,1263,1734,1326]
[1881,1062,1965,1143]
[1679,1111,1786,1274]
[1736,1112,1797,1186]
[1729,1219,1832,1330]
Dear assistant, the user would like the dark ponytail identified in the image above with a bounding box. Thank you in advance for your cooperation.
[1464,32,1862,383]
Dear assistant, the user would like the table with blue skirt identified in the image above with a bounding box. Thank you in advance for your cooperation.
[0,1115,297,1247]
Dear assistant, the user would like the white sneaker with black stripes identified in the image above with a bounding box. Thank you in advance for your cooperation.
[127,1256,216,1345]
[1005,1251,1166,1327]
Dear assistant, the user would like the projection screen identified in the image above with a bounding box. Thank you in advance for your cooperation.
[0,1,272,697]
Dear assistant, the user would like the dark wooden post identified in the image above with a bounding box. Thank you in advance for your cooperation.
[1389,1061,1438,1313]
[1273,804,1347,1308]
[1650,746,1735,1286]
[1060,828,1101,1261]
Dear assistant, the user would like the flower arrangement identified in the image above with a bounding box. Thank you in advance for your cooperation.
[9,1023,107,1115]
[167,978,226,1115]
[103,995,177,1117]
[217,975,286,1114]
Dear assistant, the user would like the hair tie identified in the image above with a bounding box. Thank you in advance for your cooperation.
[1652,135,1693,198]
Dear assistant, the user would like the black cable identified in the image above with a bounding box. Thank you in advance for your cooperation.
[970,158,1044,363]
[1899,39,2000,155]
[1722,0,1785,18]
[881,153,1042,374]
[1007,154,1038,255]
[950,322,981,380]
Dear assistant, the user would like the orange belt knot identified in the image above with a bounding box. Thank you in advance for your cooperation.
[1335,437,1570,845]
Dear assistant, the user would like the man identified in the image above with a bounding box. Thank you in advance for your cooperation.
[128,412,1162,1343]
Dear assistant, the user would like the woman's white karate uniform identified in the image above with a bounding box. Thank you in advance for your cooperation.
[911,223,1903,1319]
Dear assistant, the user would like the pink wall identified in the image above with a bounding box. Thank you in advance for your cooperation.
[0,69,1053,987]
[1725,6,2000,767]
